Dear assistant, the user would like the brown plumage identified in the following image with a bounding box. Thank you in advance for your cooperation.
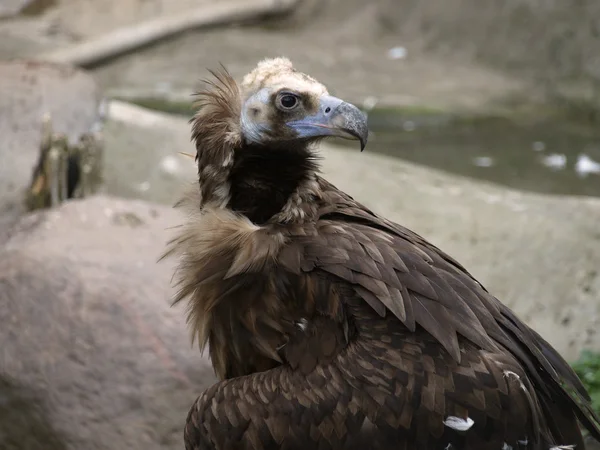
[162,57,600,450]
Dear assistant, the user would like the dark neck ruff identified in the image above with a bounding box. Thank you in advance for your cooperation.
[227,141,318,225]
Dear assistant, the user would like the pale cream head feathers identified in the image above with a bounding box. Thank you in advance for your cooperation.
[240,57,329,101]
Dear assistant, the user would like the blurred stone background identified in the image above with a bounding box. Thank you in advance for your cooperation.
[1,0,600,449]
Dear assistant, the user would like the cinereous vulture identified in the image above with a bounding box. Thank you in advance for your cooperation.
[163,57,600,450]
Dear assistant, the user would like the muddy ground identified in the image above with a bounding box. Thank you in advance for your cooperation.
[0,0,549,118]
[4,0,598,119]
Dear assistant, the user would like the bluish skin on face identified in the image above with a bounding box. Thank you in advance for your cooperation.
[241,91,369,151]
[286,95,369,151]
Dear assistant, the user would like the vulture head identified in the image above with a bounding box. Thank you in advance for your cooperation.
[237,57,368,150]
[189,57,368,224]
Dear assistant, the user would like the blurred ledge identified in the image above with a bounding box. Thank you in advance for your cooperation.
[34,0,303,68]
[106,86,600,135]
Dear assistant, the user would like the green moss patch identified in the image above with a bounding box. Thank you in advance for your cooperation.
[572,350,600,416]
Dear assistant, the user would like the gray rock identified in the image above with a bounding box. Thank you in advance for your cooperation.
[103,101,600,362]
[102,101,197,207]
[373,0,600,110]
[30,0,215,39]
[0,0,221,59]
[0,195,217,450]
[0,0,34,19]
[0,60,103,232]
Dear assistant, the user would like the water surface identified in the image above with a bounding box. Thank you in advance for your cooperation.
[357,117,600,198]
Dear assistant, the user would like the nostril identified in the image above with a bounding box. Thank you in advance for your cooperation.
[325,107,331,114]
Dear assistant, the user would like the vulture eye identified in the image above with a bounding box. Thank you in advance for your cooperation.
[278,93,299,110]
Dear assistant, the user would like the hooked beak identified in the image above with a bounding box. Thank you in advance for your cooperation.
[287,95,369,151]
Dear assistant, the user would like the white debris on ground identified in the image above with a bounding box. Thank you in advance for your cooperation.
[387,46,407,60]
[362,96,379,111]
[403,121,416,131]
[160,155,181,176]
[531,141,546,152]
[575,154,600,177]
[136,181,151,192]
[541,153,567,170]
[473,156,494,167]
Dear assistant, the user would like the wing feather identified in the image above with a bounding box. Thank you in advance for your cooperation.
[277,176,600,444]
[292,215,497,363]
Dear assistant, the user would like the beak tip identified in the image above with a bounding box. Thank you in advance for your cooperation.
[359,129,368,152]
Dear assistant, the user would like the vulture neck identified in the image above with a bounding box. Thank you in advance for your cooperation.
[227,140,320,225]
